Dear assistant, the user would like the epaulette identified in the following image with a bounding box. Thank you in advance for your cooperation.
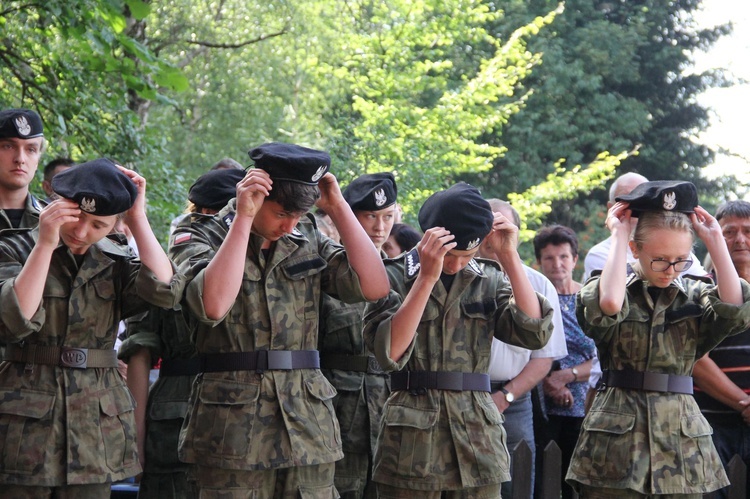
[0,227,33,237]
[682,272,715,285]
[97,236,133,257]
[473,256,503,274]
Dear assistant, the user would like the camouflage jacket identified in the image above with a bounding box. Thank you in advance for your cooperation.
[169,200,368,471]
[0,228,183,486]
[0,193,43,232]
[318,293,389,457]
[118,305,196,473]
[363,250,553,490]
[567,273,750,494]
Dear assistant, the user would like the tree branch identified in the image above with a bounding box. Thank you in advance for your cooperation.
[184,29,287,49]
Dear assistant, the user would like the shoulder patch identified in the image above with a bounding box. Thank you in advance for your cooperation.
[405,248,421,278]
[30,195,42,211]
[173,233,192,245]
[222,212,235,228]
[466,259,484,276]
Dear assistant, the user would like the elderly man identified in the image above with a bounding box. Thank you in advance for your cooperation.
[693,200,750,499]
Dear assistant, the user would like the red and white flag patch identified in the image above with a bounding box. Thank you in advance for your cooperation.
[173,233,192,245]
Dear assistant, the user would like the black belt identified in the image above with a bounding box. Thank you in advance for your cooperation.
[490,380,509,393]
[600,369,693,394]
[391,371,490,393]
[159,357,200,377]
[320,353,385,374]
[196,350,320,373]
[3,344,118,369]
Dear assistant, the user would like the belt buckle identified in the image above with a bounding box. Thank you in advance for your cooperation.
[367,356,384,374]
[642,372,669,392]
[60,347,88,368]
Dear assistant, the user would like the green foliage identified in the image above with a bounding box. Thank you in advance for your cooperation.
[319,1,563,216]
[0,0,737,249]
[0,0,190,243]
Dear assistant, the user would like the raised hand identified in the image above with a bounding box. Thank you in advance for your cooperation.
[235,169,273,219]
[483,211,519,262]
[37,198,81,249]
[690,205,722,245]
[416,227,456,282]
[605,201,634,235]
[315,172,346,214]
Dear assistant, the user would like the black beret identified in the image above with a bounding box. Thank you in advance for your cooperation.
[0,108,43,139]
[343,172,397,211]
[418,182,493,251]
[188,169,245,210]
[616,180,698,216]
[248,142,330,185]
[52,158,138,216]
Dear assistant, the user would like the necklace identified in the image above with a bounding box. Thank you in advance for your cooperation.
[559,293,575,312]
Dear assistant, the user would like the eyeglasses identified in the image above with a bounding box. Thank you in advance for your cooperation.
[650,258,693,272]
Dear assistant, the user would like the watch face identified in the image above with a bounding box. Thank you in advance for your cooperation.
[502,389,515,403]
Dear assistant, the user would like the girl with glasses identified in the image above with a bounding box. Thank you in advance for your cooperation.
[566,181,750,498]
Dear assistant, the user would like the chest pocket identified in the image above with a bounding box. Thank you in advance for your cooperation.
[615,306,652,367]
[663,303,702,364]
[461,298,499,355]
[280,256,328,335]
[90,278,117,343]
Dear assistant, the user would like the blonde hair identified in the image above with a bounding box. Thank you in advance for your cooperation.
[632,210,693,249]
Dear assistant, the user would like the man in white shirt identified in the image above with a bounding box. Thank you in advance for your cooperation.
[479,199,568,499]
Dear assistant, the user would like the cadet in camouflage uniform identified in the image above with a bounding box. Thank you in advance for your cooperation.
[0,108,46,232]
[567,181,750,498]
[169,143,389,497]
[363,182,554,498]
[319,172,397,498]
[0,158,182,498]
[118,168,246,498]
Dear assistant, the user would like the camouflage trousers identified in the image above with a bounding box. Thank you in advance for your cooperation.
[376,483,501,498]
[576,484,702,499]
[188,462,338,498]
[1,483,111,498]
[334,450,376,499]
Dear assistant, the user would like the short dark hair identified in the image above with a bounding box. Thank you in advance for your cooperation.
[716,200,750,222]
[43,157,75,181]
[267,180,320,213]
[533,224,579,261]
[389,223,422,253]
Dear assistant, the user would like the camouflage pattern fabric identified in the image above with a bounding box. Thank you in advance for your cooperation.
[318,294,389,498]
[169,200,368,471]
[0,194,43,233]
[188,462,338,498]
[0,228,183,486]
[363,250,554,491]
[567,273,750,495]
[0,194,44,362]
[118,305,197,499]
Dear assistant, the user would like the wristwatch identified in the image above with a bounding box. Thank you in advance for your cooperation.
[500,387,515,403]
[571,367,579,382]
